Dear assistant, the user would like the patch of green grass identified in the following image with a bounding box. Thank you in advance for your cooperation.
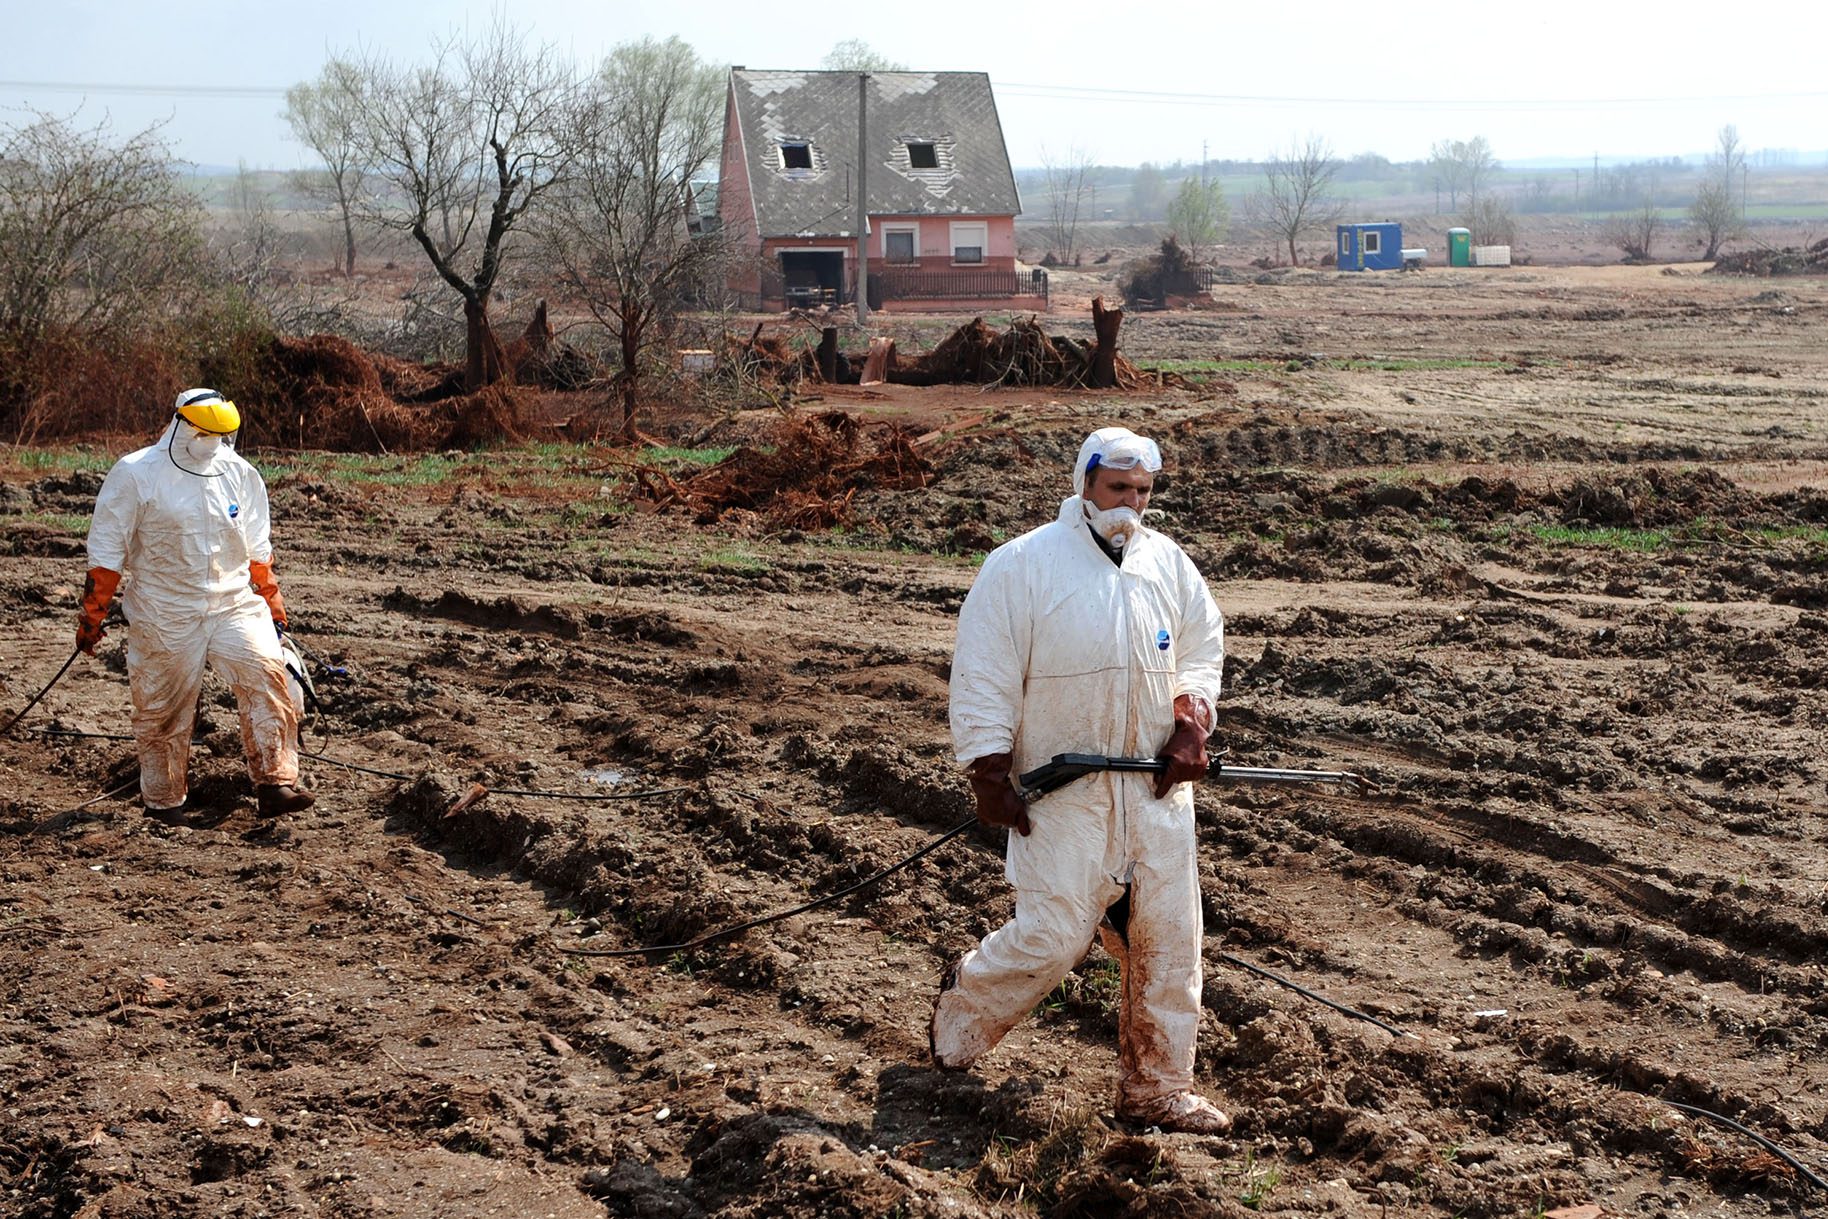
[1751,524,1828,546]
[1530,524,1668,552]
[647,444,738,467]
[9,510,90,533]
[6,448,113,473]
[699,546,769,573]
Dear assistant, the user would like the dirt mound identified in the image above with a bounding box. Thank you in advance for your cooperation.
[1708,237,1828,277]
[638,410,932,531]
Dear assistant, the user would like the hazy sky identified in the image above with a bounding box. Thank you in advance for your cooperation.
[3,0,1822,171]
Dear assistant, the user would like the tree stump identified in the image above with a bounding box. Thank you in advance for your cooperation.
[1090,296,1123,389]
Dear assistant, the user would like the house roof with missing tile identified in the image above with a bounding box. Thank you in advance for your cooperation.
[728,69,1021,238]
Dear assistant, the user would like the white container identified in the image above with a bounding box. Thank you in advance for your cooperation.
[1471,245,1512,267]
[679,349,715,374]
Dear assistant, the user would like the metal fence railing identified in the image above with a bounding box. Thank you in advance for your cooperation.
[736,266,1051,311]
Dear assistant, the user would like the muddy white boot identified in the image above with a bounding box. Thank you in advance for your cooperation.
[1118,1090,1233,1135]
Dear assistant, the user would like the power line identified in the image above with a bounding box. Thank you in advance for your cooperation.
[0,79,287,99]
[5,76,1821,110]
[992,80,1828,111]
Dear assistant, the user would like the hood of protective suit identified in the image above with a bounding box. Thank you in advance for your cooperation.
[87,421,272,626]
[1071,427,1161,499]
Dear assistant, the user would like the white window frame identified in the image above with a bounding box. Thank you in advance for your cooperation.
[882,222,920,263]
[1339,232,1351,256]
[1362,229,1382,255]
[779,141,813,170]
[949,221,989,266]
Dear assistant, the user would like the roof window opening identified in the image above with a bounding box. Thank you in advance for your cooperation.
[780,142,813,170]
[907,142,939,170]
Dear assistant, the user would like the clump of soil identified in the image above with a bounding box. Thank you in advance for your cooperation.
[637,410,931,531]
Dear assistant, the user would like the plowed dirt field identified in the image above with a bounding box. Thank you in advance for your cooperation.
[5,264,1828,1218]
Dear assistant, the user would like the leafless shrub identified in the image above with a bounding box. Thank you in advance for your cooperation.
[1610,201,1662,262]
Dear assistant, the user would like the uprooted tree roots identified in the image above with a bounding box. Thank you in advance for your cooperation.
[633,410,931,531]
[730,297,1148,392]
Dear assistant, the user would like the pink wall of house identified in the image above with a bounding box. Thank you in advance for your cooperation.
[869,215,1016,266]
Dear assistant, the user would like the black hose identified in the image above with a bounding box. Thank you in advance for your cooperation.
[1,648,81,738]
[556,815,980,958]
[1664,1100,1828,1192]
[1216,950,1417,1040]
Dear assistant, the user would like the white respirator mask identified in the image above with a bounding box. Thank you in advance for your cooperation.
[1085,502,1143,549]
[183,425,225,465]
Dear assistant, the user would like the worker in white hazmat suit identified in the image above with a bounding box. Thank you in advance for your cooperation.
[78,389,315,819]
[933,426,1230,1134]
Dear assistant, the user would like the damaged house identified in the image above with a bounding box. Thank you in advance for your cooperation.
[718,68,1046,312]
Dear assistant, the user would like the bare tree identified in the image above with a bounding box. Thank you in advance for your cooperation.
[1432,136,1499,216]
[1465,192,1517,247]
[538,36,726,443]
[340,20,583,390]
[1690,124,1746,261]
[283,59,368,276]
[1039,144,1093,263]
[1256,136,1342,266]
[0,112,202,348]
[1429,139,1466,211]
[1128,162,1168,220]
[216,162,286,307]
[1609,200,1661,262]
[820,40,905,71]
[1166,177,1228,261]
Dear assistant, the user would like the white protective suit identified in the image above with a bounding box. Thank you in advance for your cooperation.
[936,465,1225,1113]
[87,420,300,809]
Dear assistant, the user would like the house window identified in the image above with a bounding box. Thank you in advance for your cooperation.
[780,142,812,170]
[907,142,939,170]
[884,226,918,263]
[1362,230,1382,255]
[950,221,988,265]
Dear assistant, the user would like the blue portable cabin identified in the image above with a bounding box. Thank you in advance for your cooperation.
[1335,222,1403,271]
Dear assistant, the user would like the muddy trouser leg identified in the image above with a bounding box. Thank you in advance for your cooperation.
[931,875,1124,1069]
[205,603,299,788]
[1112,838,1204,1110]
[128,618,208,809]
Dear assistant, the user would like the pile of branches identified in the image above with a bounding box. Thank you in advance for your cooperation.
[729,298,1142,391]
[208,333,528,453]
[891,315,1140,389]
[1708,236,1828,277]
[634,410,930,531]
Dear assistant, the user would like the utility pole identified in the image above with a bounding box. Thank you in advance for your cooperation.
[855,73,870,326]
[1201,140,1208,188]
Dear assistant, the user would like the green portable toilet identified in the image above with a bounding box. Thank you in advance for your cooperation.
[1448,228,1472,267]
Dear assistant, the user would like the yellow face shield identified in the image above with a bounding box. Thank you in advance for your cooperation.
[174,389,241,436]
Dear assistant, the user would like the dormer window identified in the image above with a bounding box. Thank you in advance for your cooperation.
[907,142,938,169]
[780,142,812,170]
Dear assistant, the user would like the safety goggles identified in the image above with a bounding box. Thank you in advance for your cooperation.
[1084,436,1162,479]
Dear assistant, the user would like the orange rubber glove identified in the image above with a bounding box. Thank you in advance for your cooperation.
[76,567,121,655]
[1153,693,1214,798]
[248,558,287,628]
